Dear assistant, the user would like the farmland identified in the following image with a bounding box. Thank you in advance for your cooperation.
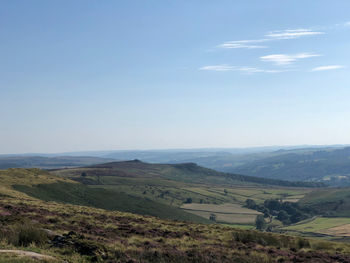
[47,161,316,226]
[181,203,261,224]
[281,217,350,239]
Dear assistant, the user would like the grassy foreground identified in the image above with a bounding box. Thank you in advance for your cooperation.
[1,197,350,262]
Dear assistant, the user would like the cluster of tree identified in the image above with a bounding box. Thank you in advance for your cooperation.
[246,199,312,226]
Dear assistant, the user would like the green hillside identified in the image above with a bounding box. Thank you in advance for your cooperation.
[13,182,209,223]
[51,159,324,188]
[0,168,208,223]
[300,188,350,217]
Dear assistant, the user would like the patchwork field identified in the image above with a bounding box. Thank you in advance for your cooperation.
[181,203,261,224]
[282,217,350,238]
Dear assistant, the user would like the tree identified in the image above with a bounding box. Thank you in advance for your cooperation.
[209,213,217,222]
[185,198,192,204]
[81,172,87,177]
[277,210,290,225]
[255,215,266,230]
[245,199,257,209]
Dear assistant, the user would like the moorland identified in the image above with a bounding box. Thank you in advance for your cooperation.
[0,157,350,262]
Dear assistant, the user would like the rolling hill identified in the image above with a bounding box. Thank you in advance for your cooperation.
[227,147,350,186]
[51,159,325,188]
[0,168,208,223]
[0,168,350,262]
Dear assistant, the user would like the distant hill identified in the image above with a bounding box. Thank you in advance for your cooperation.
[226,147,350,186]
[0,156,116,169]
[53,160,325,188]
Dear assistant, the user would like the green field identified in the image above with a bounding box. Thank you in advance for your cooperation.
[181,203,261,224]
[281,217,350,238]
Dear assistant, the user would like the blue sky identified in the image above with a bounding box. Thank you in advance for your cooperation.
[1,1,350,154]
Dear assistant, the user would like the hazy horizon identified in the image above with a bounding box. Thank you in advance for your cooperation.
[1,143,349,156]
[1,1,350,154]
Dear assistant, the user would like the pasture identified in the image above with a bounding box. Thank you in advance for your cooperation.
[181,203,261,224]
[282,217,350,237]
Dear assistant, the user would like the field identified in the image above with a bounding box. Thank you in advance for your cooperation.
[281,217,350,238]
[181,203,261,224]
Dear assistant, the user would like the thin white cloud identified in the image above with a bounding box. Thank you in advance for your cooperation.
[218,39,268,49]
[260,53,321,65]
[199,65,284,74]
[218,42,267,49]
[199,65,235,71]
[265,29,325,39]
[311,65,345,71]
[218,28,325,49]
[345,22,350,27]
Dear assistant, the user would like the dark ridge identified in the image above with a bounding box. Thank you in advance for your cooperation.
[82,160,326,188]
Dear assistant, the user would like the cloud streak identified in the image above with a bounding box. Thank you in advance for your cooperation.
[260,53,321,65]
[199,65,283,74]
[311,65,345,71]
[218,39,268,49]
[218,28,325,49]
[265,29,324,40]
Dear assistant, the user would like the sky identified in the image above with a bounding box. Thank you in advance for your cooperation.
[1,0,350,154]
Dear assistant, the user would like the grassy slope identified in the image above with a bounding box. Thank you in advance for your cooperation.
[0,168,208,223]
[300,188,350,217]
[13,182,209,223]
[1,196,350,262]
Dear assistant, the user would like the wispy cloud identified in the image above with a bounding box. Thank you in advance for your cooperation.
[345,22,350,27]
[218,40,268,49]
[199,65,283,74]
[260,53,321,65]
[218,28,325,49]
[311,65,345,71]
[265,29,324,40]
[199,65,235,71]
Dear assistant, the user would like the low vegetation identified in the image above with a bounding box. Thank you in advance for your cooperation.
[1,196,350,262]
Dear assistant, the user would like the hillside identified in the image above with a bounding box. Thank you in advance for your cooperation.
[0,156,115,169]
[52,160,325,188]
[0,170,350,262]
[225,147,350,186]
[0,168,208,223]
[47,160,328,226]
[300,188,350,217]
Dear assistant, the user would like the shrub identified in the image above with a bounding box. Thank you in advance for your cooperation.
[9,223,47,247]
[297,238,310,249]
